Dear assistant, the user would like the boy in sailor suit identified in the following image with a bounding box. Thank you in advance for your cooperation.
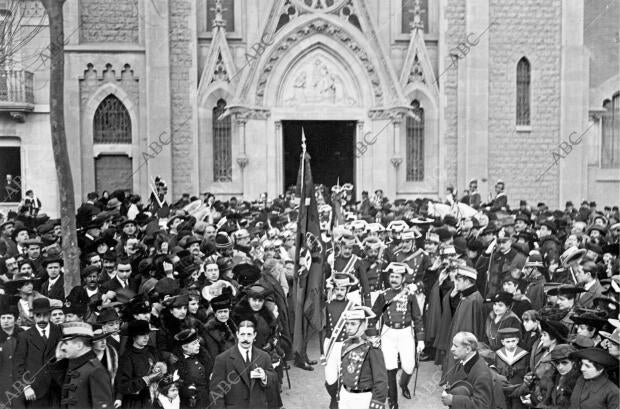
[493,327,529,409]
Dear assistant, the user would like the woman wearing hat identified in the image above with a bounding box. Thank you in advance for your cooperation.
[157,294,194,366]
[5,269,43,327]
[483,291,522,351]
[535,344,580,409]
[92,325,119,385]
[568,348,619,409]
[203,291,237,359]
[0,302,23,405]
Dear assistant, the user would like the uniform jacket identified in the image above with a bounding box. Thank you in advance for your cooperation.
[13,323,64,402]
[61,351,113,409]
[569,373,619,409]
[175,347,213,409]
[339,336,387,409]
[445,353,494,409]
[209,345,276,409]
[325,299,349,342]
[371,287,424,339]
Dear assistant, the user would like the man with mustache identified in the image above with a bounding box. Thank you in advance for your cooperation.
[359,237,386,306]
[371,262,425,409]
[209,318,276,409]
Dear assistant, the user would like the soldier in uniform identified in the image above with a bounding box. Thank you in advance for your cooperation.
[173,329,213,409]
[331,233,363,305]
[384,221,408,263]
[371,263,425,409]
[57,321,114,409]
[338,306,387,409]
[359,237,386,306]
[395,229,426,285]
[323,272,359,409]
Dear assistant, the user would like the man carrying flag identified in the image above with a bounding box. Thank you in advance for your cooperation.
[292,129,326,371]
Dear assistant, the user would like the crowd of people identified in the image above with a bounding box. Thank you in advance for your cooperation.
[0,176,618,409]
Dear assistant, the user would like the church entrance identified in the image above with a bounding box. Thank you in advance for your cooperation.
[282,120,356,193]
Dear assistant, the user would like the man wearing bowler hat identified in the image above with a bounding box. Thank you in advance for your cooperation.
[58,321,113,409]
[14,298,64,409]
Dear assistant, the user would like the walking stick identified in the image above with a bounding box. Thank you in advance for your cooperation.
[284,359,291,389]
[413,351,420,396]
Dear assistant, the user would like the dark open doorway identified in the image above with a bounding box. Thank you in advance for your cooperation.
[283,120,356,193]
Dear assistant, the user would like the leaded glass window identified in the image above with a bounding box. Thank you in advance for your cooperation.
[93,95,132,144]
[213,99,232,182]
[406,100,424,181]
[602,93,620,168]
[516,57,530,126]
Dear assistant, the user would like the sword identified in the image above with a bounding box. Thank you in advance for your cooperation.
[413,351,420,396]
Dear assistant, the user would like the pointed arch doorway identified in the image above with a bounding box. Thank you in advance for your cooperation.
[282,120,355,193]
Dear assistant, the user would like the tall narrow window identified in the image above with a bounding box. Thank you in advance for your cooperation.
[213,99,232,182]
[93,95,132,144]
[206,0,234,32]
[602,93,620,168]
[402,0,428,33]
[516,57,530,126]
[406,100,424,181]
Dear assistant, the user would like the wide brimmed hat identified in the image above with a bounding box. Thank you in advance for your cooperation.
[484,291,514,306]
[96,308,120,324]
[328,272,359,288]
[550,344,576,361]
[547,285,586,297]
[593,297,619,319]
[233,263,261,287]
[174,328,198,346]
[540,319,569,342]
[5,272,40,291]
[447,380,473,397]
[383,262,412,275]
[126,319,151,338]
[202,280,236,301]
[42,256,63,268]
[569,347,617,368]
[599,328,620,345]
[571,312,609,331]
[61,322,94,341]
[343,305,375,321]
[245,284,272,300]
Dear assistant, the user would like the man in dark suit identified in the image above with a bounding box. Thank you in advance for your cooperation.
[209,318,277,409]
[441,332,493,409]
[575,260,605,309]
[76,192,101,228]
[39,256,65,302]
[101,257,135,295]
[13,298,64,409]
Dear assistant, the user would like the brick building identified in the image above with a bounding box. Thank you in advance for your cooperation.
[0,0,618,217]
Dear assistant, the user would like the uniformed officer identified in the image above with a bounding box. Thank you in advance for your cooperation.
[174,328,213,409]
[359,237,387,306]
[323,272,359,409]
[371,263,425,409]
[395,229,426,285]
[57,321,114,409]
[331,233,363,305]
[384,221,408,263]
[338,306,387,409]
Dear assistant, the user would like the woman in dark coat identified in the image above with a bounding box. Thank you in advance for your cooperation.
[0,303,23,409]
[202,292,237,358]
[544,344,580,409]
[519,310,541,351]
[115,320,164,409]
[484,292,522,351]
[157,294,193,366]
[568,348,619,409]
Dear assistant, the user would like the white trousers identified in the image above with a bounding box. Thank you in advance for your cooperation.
[323,340,343,385]
[380,326,416,373]
[339,388,372,409]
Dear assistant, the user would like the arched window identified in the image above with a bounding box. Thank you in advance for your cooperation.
[516,57,530,126]
[402,0,428,33]
[406,100,424,181]
[602,93,620,168]
[93,95,131,144]
[213,99,232,182]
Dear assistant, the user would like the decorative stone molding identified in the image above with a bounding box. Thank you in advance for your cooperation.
[391,157,403,168]
[367,105,417,122]
[236,155,249,168]
[230,106,271,120]
[255,20,384,105]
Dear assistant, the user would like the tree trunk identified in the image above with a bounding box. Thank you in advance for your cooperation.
[40,0,80,295]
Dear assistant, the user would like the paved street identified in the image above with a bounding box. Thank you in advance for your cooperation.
[281,336,445,409]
